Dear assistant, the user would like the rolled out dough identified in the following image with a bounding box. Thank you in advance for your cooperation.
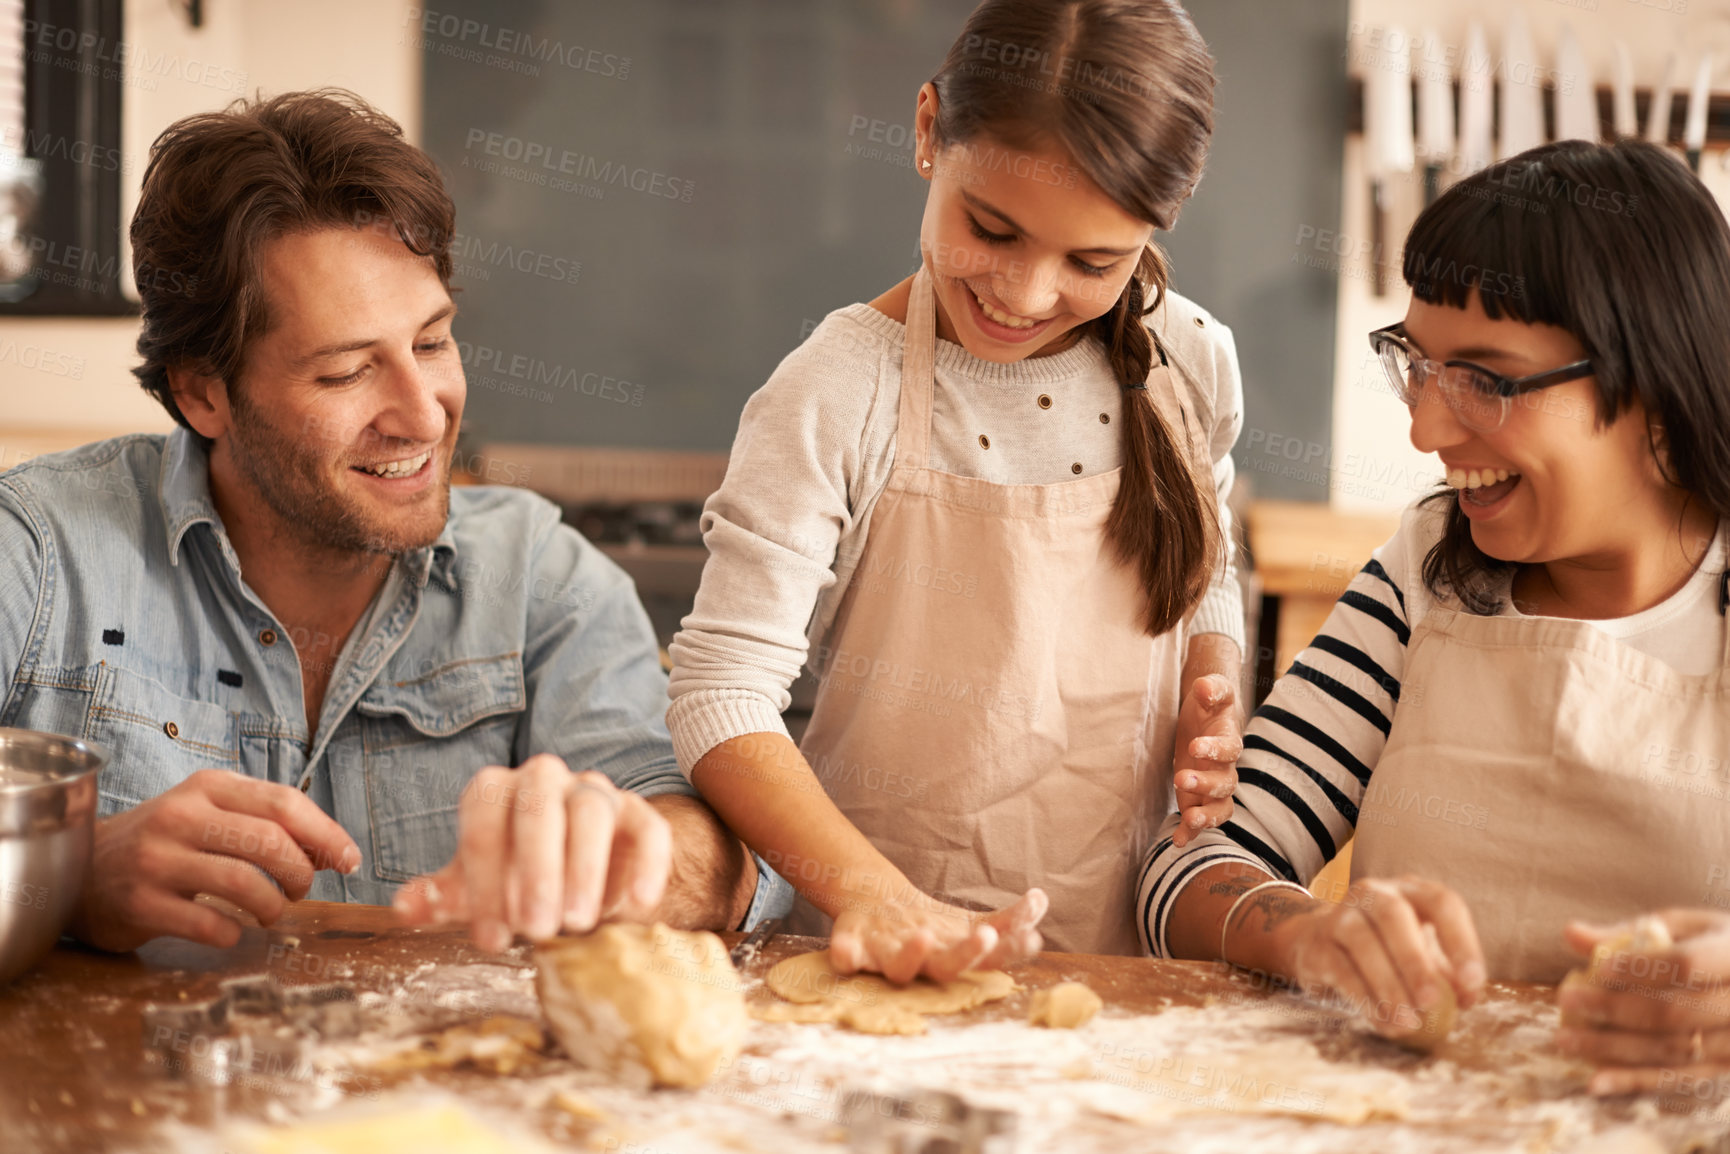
[366,1016,546,1075]
[757,951,1015,1035]
[535,923,746,1089]
[1028,982,1103,1028]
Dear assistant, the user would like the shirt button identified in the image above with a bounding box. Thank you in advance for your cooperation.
[163,721,179,739]
[259,628,278,647]
[1099,413,1110,424]
[1194,316,1206,327]
[978,434,991,450]
[1037,394,1052,409]
[1071,462,1083,474]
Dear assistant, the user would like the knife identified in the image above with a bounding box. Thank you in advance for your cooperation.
[1363,24,1414,295]
[1553,24,1599,144]
[1685,54,1713,173]
[1415,28,1454,205]
[729,916,782,971]
[1499,10,1545,161]
[1458,23,1494,177]
[1647,52,1678,146]
[1613,44,1639,139]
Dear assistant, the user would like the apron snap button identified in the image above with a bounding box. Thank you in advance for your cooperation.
[979,434,991,450]
[1071,462,1083,474]
[163,721,179,739]
[1037,394,1052,409]
[1099,413,1110,424]
[259,628,277,647]
[1194,316,1205,327]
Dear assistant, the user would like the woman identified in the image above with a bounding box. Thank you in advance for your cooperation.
[668,0,1247,979]
[1143,137,1730,1093]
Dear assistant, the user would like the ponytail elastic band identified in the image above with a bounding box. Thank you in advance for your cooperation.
[1124,382,1148,391]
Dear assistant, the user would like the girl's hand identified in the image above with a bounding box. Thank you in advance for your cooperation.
[1265,876,1486,1041]
[1557,911,1730,1099]
[828,887,1049,984]
[1172,672,1242,848]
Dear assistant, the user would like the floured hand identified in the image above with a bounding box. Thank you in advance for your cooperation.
[1171,673,1241,848]
[829,888,1048,984]
[1557,910,1730,1099]
[391,756,670,953]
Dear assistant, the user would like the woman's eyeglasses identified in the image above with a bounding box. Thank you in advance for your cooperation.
[1368,324,1594,433]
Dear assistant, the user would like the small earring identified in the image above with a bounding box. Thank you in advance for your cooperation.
[921,159,931,171]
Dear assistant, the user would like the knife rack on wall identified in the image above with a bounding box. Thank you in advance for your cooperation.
[1346,77,1730,145]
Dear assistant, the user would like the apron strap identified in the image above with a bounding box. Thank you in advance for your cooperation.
[1142,351,1212,484]
[896,266,939,470]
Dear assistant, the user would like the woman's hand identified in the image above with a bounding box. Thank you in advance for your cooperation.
[828,887,1049,983]
[1171,672,1242,848]
[1258,875,1486,1041]
[1557,910,1730,1099]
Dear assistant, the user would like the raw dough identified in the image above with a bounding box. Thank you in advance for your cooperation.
[535,923,746,1089]
[1588,915,1673,980]
[754,996,929,1036]
[236,1100,550,1154]
[1393,922,1458,1053]
[1559,915,1675,1028]
[366,1016,546,1075]
[1028,982,1103,1028]
[757,951,1015,1035]
[1394,979,1457,1054]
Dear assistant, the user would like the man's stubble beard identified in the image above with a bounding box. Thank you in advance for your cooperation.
[227,389,451,558]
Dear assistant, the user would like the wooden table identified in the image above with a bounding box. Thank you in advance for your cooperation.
[1246,499,1403,682]
[0,902,1705,1153]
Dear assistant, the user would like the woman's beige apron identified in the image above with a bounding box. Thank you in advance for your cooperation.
[792,267,1207,956]
[1352,589,1730,983]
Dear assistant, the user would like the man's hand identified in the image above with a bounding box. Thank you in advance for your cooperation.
[829,888,1048,983]
[68,769,362,952]
[1557,910,1730,1099]
[1171,672,1242,848]
[391,754,671,953]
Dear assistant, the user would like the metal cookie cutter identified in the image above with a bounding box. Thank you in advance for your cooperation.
[142,973,363,1085]
[842,1086,1018,1154]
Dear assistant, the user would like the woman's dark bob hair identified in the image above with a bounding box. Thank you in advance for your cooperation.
[1402,137,1730,612]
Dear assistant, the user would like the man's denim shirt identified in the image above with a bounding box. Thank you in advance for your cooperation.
[0,431,790,925]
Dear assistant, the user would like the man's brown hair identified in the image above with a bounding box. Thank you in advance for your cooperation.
[130,88,455,429]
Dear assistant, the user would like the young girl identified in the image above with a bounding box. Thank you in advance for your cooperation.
[1144,138,1730,1089]
[668,0,1248,979]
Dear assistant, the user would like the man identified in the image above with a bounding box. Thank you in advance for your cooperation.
[0,89,787,953]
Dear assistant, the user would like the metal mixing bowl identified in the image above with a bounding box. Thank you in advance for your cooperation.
[0,728,104,985]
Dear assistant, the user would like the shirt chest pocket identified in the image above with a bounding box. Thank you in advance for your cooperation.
[86,664,240,816]
[357,652,525,883]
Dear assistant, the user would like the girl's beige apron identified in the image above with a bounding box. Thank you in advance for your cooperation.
[1352,594,1730,982]
[791,266,1207,956]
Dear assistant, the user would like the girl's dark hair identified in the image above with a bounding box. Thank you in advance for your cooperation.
[929,0,1221,636]
[131,88,455,429]
[1402,138,1730,612]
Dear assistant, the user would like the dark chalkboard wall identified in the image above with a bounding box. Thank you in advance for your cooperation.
[422,0,1346,501]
